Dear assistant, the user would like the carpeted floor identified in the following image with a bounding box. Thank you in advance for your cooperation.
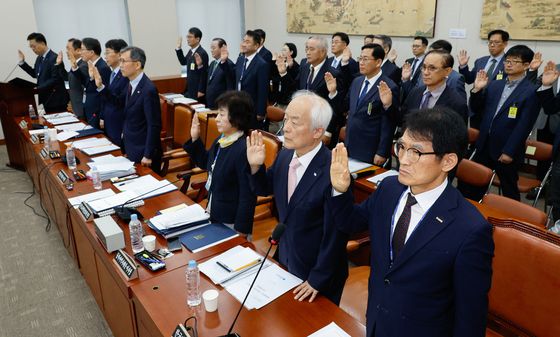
[0,145,113,337]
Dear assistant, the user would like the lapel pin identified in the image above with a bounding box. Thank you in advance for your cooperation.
[313,172,317,177]
[436,217,443,223]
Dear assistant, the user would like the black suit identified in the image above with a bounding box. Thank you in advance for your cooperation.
[328,56,359,92]
[72,57,111,128]
[205,58,234,110]
[381,60,402,86]
[19,50,68,112]
[404,56,425,88]
[257,46,273,63]
[400,84,468,124]
[176,46,209,101]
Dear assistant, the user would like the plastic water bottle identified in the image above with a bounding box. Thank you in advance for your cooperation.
[186,260,201,306]
[90,165,102,190]
[129,214,144,253]
[43,126,50,151]
[65,146,77,171]
[28,104,37,119]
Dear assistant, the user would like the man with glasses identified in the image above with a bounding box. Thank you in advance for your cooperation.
[458,30,509,85]
[404,36,428,88]
[329,107,494,337]
[325,43,398,165]
[459,45,540,201]
[176,27,209,102]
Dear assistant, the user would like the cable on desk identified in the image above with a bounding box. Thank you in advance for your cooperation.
[184,316,199,337]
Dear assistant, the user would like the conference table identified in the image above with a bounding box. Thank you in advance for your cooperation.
[6,111,367,337]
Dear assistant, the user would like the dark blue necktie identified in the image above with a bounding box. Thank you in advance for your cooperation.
[36,55,44,76]
[306,65,315,90]
[356,80,370,108]
[392,193,417,258]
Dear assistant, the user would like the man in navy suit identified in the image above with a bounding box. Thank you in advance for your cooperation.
[400,50,468,125]
[254,29,273,63]
[53,38,86,117]
[92,39,129,146]
[404,36,428,88]
[220,30,269,129]
[458,29,509,85]
[18,32,68,112]
[70,38,111,128]
[247,91,348,305]
[119,46,162,172]
[327,43,398,164]
[373,35,401,86]
[328,32,359,84]
[460,45,540,201]
[330,107,494,337]
[199,38,234,110]
[176,27,209,102]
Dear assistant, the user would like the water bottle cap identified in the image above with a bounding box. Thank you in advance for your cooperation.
[130,214,138,221]
[188,260,197,268]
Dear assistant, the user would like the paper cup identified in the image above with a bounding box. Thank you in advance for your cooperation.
[203,289,219,312]
[142,235,156,252]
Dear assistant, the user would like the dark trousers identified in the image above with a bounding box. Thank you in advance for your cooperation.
[549,153,560,221]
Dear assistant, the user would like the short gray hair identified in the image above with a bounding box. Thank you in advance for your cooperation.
[307,36,328,52]
[291,90,332,134]
[121,46,146,69]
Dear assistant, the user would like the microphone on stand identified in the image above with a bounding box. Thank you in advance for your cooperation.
[219,223,286,337]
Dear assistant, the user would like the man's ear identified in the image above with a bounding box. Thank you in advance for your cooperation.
[441,153,459,173]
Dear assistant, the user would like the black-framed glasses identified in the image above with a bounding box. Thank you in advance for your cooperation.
[504,59,524,65]
[394,142,441,163]
[357,56,375,63]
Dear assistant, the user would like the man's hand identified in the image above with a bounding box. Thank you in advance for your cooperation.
[190,112,200,141]
[246,130,266,174]
[293,281,319,302]
[56,51,63,65]
[401,62,412,81]
[341,47,352,64]
[457,50,470,67]
[542,61,559,86]
[68,50,77,68]
[194,53,202,67]
[92,65,103,88]
[498,153,513,164]
[197,91,205,98]
[331,143,351,193]
[472,70,489,92]
[378,81,392,108]
[324,72,337,94]
[18,49,25,63]
[141,157,152,167]
[99,119,105,129]
[373,154,386,166]
[87,61,95,79]
[388,49,397,63]
[220,45,229,63]
[529,51,543,71]
[176,36,182,49]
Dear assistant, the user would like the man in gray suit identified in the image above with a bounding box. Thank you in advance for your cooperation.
[53,38,86,118]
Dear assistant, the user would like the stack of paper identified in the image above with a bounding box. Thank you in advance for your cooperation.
[147,203,210,238]
[199,246,270,285]
[87,154,136,181]
[172,96,197,105]
[348,158,374,173]
[68,137,120,156]
[366,169,399,184]
[43,112,75,120]
[68,189,116,208]
[113,175,177,197]
[308,323,351,337]
[55,122,92,132]
[161,93,184,100]
[56,131,79,141]
[47,116,80,125]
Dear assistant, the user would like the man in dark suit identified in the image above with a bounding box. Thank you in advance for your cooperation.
[119,46,162,172]
[328,32,359,81]
[458,29,509,85]
[53,38,86,117]
[373,35,401,85]
[247,91,349,305]
[18,32,68,112]
[176,27,209,102]
[70,37,111,128]
[220,30,269,129]
[200,38,234,110]
[329,107,494,337]
[400,50,468,124]
[327,43,398,164]
[404,36,428,88]
[254,28,273,63]
[460,45,540,201]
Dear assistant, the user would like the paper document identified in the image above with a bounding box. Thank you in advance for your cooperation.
[199,246,271,285]
[68,189,116,208]
[113,175,177,199]
[217,247,262,272]
[366,170,399,184]
[43,112,74,120]
[348,158,374,173]
[149,203,209,230]
[172,97,197,104]
[56,131,79,141]
[307,322,351,337]
[48,116,79,125]
[87,190,138,212]
[69,137,112,149]
[81,144,120,156]
[55,122,91,132]
[29,129,46,135]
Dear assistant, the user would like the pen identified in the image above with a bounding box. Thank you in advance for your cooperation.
[216,261,233,273]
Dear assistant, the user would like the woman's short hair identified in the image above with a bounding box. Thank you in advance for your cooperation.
[215,91,253,133]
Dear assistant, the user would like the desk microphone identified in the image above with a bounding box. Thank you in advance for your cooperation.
[220,223,286,337]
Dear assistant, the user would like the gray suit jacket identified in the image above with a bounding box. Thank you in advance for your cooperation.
[53,59,87,118]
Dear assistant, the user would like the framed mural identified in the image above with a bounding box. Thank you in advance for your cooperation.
[480,0,560,41]
[286,0,437,37]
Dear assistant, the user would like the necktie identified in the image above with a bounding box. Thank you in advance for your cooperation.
[238,57,248,90]
[419,91,432,109]
[487,59,497,79]
[332,58,339,69]
[287,157,301,202]
[356,80,370,108]
[36,55,44,76]
[306,65,315,90]
[392,193,417,258]
[411,58,419,77]
[208,60,217,81]
[127,83,133,98]
[110,71,116,85]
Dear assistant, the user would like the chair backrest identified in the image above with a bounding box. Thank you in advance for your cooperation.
[525,139,553,162]
[201,112,220,151]
[468,127,479,145]
[173,104,193,146]
[259,130,282,168]
[487,218,560,337]
[456,159,494,188]
[340,266,370,325]
[482,193,547,228]
[266,105,285,123]
[339,126,346,142]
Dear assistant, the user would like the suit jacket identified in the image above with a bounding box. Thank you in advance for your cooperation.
[20,50,68,112]
[400,84,468,124]
[257,46,273,63]
[472,76,540,162]
[72,57,111,126]
[328,56,359,91]
[176,46,209,100]
[381,60,401,86]
[332,74,398,162]
[329,177,494,337]
[537,87,560,156]
[459,55,505,84]
[122,74,162,164]
[405,56,425,88]
[53,59,86,117]
[402,70,467,103]
[269,60,300,105]
[205,58,234,110]
[184,136,256,233]
[251,145,349,304]
[221,54,269,126]
[99,70,128,146]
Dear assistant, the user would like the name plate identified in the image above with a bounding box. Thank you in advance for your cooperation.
[19,120,28,129]
[113,249,138,280]
[78,202,93,221]
[31,134,39,144]
[57,170,69,183]
[172,325,192,337]
[40,148,49,159]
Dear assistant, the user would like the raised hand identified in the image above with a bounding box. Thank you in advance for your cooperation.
[190,112,200,141]
[330,143,351,193]
[18,49,25,63]
[272,52,278,61]
[324,71,337,94]
[378,81,392,108]
[194,52,202,67]
[56,51,63,65]
[87,61,95,78]
[529,51,543,71]
[401,62,412,81]
[541,61,559,86]
[68,50,77,68]
[388,48,397,63]
[220,45,229,63]
[246,130,266,174]
[473,70,489,92]
[276,54,287,74]
[286,52,294,68]
[92,65,103,88]
[176,36,182,49]
[342,47,352,64]
[457,50,469,67]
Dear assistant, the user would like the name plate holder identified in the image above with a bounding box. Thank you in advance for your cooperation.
[57,170,69,184]
[172,325,192,337]
[40,148,49,159]
[113,249,138,281]
[19,120,28,129]
[78,202,94,222]
[30,134,39,144]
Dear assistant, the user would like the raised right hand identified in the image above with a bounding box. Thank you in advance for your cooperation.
[542,61,559,86]
[331,143,351,193]
[56,51,63,65]
[190,112,200,141]
[194,53,202,67]
[220,45,229,63]
[68,50,77,67]
[18,50,25,63]
[176,36,182,49]
[324,72,337,94]
[401,62,412,81]
[92,65,103,88]
[246,130,266,174]
[457,50,469,67]
[473,69,489,92]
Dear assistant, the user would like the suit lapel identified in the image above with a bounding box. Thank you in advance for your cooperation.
[126,75,145,109]
[357,76,382,109]
[310,63,328,90]
[378,182,407,268]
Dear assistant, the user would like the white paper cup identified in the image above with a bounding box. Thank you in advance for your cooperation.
[203,289,219,312]
[142,235,156,252]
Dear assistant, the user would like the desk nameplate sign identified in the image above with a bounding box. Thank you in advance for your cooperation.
[113,249,138,280]
[78,202,93,221]
[19,120,28,129]
[172,324,192,337]
[30,134,39,144]
[57,170,69,184]
[40,148,49,159]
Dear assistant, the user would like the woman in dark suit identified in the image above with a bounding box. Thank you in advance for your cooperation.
[183,91,257,236]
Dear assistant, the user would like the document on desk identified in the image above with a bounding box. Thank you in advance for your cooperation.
[81,144,120,156]
[56,131,79,141]
[199,245,271,285]
[348,158,374,173]
[172,97,197,104]
[225,263,303,310]
[366,169,399,184]
[55,122,92,132]
[68,189,116,208]
[113,175,177,199]
[69,137,112,150]
[307,322,351,337]
[87,190,138,213]
[43,112,74,120]
[48,116,80,125]
[149,203,209,229]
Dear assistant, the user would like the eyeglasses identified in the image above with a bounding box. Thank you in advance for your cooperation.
[487,40,503,46]
[504,59,524,65]
[358,56,375,63]
[421,65,446,72]
[412,44,423,48]
[119,59,136,63]
[394,142,441,163]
